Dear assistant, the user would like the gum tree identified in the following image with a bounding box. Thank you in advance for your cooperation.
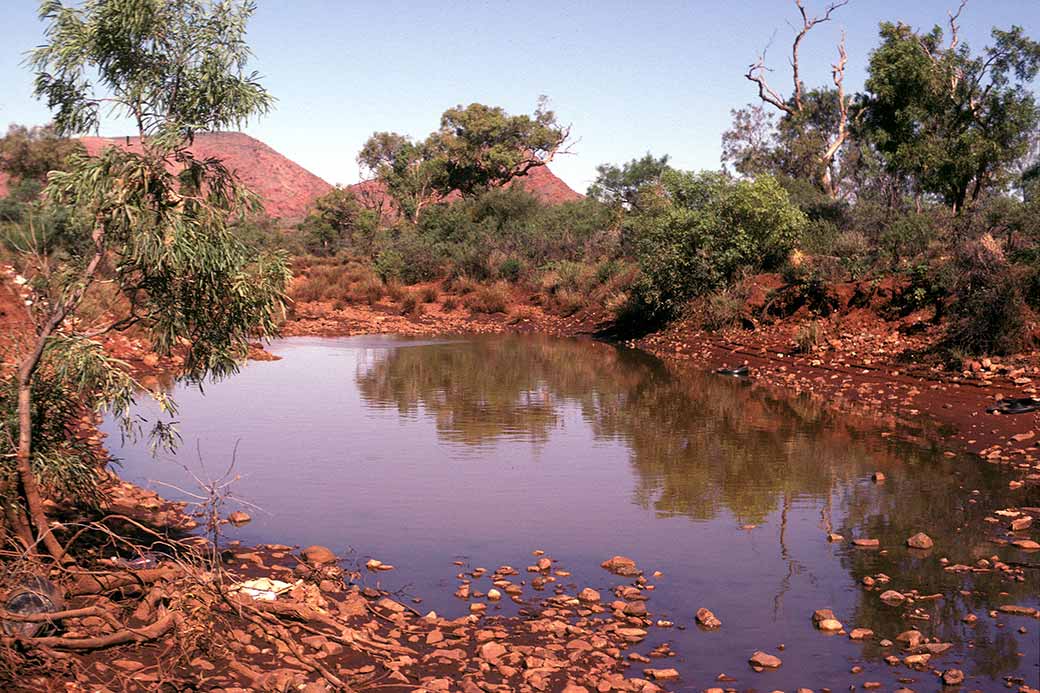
[861,4,1040,214]
[1,0,291,562]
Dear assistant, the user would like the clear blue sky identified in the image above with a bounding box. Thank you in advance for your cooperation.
[1,1,1038,192]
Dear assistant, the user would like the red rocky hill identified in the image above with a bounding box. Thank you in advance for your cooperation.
[1,132,582,221]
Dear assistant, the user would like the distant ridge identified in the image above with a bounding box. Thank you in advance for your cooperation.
[1,131,582,221]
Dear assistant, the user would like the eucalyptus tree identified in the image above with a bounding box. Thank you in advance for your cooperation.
[861,5,1040,214]
[359,100,570,222]
[1,0,290,562]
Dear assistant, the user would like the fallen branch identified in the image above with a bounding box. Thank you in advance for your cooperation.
[6,609,181,650]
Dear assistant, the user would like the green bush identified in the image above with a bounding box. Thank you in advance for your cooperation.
[632,171,807,316]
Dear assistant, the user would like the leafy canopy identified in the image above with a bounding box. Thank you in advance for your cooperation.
[862,21,1040,211]
[587,153,671,211]
[359,100,569,221]
[2,0,290,525]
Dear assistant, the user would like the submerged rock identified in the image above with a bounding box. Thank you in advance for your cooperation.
[906,532,934,550]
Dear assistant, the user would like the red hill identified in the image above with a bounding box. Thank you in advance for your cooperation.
[79,132,333,222]
[2,132,582,221]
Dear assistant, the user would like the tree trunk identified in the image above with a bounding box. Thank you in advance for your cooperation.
[17,376,67,563]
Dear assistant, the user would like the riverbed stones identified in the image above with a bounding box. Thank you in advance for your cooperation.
[643,668,680,681]
[817,618,843,632]
[1011,516,1033,531]
[696,607,722,629]
[748,651,782,669]
[853,538,880,548]
[600,555,640,576]
[942,669,965,685]
[906,532,934,550]
[227,510,251,525]
[1012,539,1040,550]
[578,588,601,603]
[849,628,874,640]
[895,629,923,648]
[880,590,906,605]
[300,545,336,565]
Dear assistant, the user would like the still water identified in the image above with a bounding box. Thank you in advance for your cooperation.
[105,335,1040,690]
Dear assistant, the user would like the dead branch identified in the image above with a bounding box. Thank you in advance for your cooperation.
[6,609,181,650]
[0,605,123,632]
[67,565,183,596]
[792,0,850,110]
[820,31,851,196]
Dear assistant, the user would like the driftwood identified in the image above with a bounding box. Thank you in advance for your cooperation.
[4,610,181,650]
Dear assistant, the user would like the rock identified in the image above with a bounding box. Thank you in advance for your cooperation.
[623,601,647,617]
[486,588,501,601]
[998,604,1038,617]
[812,608,836,624]
[853,538,880,548]
[1011,516,1033,531]
[696,607,722,629]
[616,627,648,642]
[906,532,934,550]
[880,590,906,605]
[479,641,507,662]
[749,651,782,669]
[601,555,640,576]
[578,588,601,603]
[561,686,589,693]
[300,545,336,565]
[872,472,886,482]
[942,669,965,685]
[849,628,874,640]
[904,653,931,667]
[895,630,922,648]
[112,659,144,672]
[644,668,680,681]
[227,511,251,525]
[1012,539,1040,550]
[817,618,843,632]
[827,533,845,542]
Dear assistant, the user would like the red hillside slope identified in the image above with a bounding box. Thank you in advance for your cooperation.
[79,132,334,222]
[2,132,581,221]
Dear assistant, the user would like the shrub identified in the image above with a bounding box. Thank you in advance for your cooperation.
[945,234,1029,356]
[400,292,423,317]
[384,281,406,302]
[353,276,384,305]
[465,281,511,314]
[497,257,523,282]
[700,287,747,330]
[555,289,585,316]
[442,296,458,312]
[419,285,439,303]
[632,171,806,317]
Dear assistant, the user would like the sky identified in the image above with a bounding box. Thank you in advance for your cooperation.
[1,0,1039,193]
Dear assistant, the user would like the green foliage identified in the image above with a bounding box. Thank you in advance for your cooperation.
[1,336,175,504]
[297,187,377,256]
[359,99,569,220]
[631,171,807,316]
[587,153,671,210]
[862,21,1040,211]
[32,0,272,145]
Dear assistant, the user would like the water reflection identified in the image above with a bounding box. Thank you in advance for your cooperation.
[108,335,1039,688]
[353,334,1039,682]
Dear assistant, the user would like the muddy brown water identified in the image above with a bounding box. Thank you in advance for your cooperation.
[105,334,1040,690]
